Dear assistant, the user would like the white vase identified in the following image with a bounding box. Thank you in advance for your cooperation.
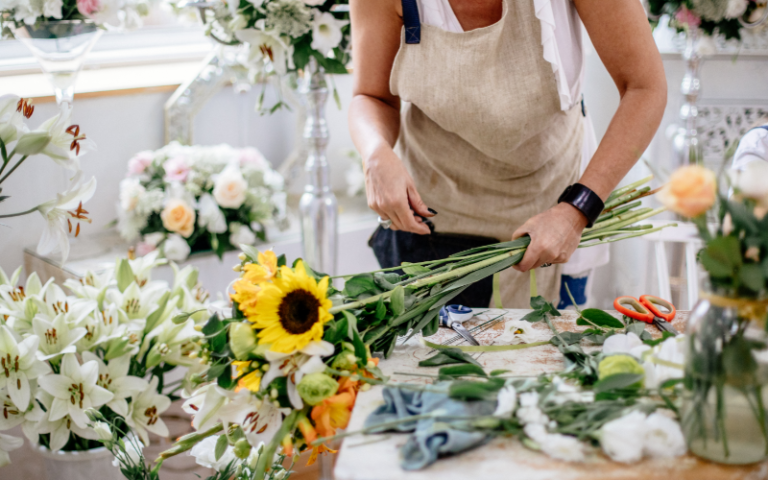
[36,445,124,480]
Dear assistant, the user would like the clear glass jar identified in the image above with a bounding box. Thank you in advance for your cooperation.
[682,295,768,464]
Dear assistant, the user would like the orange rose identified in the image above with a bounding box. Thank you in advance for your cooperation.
[657,165,717,218]
[161,198,196,237]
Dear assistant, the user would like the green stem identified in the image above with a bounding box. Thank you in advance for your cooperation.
[596,201,642,223]
[578,224,677,248]
[584,207,654,234]
[422,338,550,353]
[254,411,301,480]
[603,186,651,211]
[0,155,28,184]
[605,175,653,203]
[157,423,224,461]
[530,269,537,298]
[0,205,40,219]
[330,290,394,314]
[408,250,523,289]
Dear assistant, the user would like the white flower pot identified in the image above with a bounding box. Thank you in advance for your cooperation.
[36,445,124,480]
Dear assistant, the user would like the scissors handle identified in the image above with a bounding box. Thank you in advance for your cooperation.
[614,296,654,323]
[639,295,676,322]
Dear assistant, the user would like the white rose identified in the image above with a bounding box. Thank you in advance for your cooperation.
[643,412,686,459]
[599,411,647,463]
[229,222,256,247]
[163,234,191,262]
[198,193,228,234]
[493,385,517,418]
[213,164,248,209]
[602,332,649,358]
[119,178,146,212]
[190,435,236,472]
[729,162,768,201]
[310,11,348,56]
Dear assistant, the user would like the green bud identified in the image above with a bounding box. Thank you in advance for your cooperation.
[233,438,251,459]
[145,345,163,369]
[104,337,132,361]
[297,372,339,406]
[14,131,50,156]
[598,354,645,388]
[330,349,357,371]
[471,417,501,429]
[229,322,258,360]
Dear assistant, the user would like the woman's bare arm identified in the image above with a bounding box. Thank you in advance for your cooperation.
[513,0,666,272]
[349,0,433,234]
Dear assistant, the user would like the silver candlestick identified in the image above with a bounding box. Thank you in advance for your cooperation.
[299,57,338,275]
[671,28,703,165]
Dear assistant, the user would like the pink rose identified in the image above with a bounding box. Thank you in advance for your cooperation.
[77,0,100,16]
[163,156,191,183]
[127,151,153,176]
[675,7,701,28]
[238,147,268,169]
[135,241,156,257]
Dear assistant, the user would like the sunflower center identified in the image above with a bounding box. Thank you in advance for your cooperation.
[278,289,321,335]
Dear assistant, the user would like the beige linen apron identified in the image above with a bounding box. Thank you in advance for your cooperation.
[390,0,584,308]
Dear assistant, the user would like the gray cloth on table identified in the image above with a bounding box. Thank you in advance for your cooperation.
[364,386,496,470]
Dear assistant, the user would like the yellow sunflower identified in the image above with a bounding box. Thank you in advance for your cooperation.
[251,260,333,353]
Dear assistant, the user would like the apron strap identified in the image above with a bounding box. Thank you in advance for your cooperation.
[402,0,421,44]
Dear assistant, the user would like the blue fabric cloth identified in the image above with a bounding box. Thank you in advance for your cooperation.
[557,274,589,309]
[401,0,421,44]
[365,387,495,470]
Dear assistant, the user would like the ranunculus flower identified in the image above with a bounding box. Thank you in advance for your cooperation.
[297,372,339,406]
[163,234,191,262]
[213,165,248,209]
[127,151,153,175]
[657,165,717,218]
[161,198,196,237]
[163,156,191,183]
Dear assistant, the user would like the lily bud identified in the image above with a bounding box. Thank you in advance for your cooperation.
[0,122,18,144]
[230,322,258,360]
[233,438,251,459]
[14,131,51,156]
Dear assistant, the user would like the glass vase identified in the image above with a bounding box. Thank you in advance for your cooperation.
[682,294,768,464]
[13,20,104,106]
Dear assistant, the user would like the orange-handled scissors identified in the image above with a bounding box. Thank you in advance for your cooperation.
[613,295,679,335]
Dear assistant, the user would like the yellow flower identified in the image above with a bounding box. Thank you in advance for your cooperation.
[242,250,279,284]
[233,360,263,392]
[250,261,332,353]
[232,279,262,317]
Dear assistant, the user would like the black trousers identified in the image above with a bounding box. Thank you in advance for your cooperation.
[369,227,498,308]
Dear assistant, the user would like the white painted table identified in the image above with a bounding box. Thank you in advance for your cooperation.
[334,309,767,480]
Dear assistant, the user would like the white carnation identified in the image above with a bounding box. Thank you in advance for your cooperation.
[493,385,517,418]
[643,412,686,459]
[599,411,647,463]
[163,234,191,262]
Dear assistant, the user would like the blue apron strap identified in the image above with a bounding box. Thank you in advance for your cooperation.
[402,0,421,44]
[759,126,768,132]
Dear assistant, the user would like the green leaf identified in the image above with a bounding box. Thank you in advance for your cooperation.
[593,373,644,393]
[351,328,367,368]
[700,236,742,278]
[490,369,510,376]
[438,364,488,379]
[418,348,481,367]
[443,252,523,294]
[116,259,134,293]
[342,310,358,339]
[660,378,684,389]
[323,318,348,344]
[643,330,675,347]
[343,274,377,297]
[521,310,545,323]
[374,299,387,320]
[550,331,583,346]
[725,200,760,234]
[144,292,170,334]
[390,286,405,316]
[448,378,505,401]
[625,321,647,337]
[215,432,228,461]
[401,262,431,276]
[577,309,624,329]
[740,263,764,293]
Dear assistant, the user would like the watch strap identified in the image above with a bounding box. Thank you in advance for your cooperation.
[558,183,604,228]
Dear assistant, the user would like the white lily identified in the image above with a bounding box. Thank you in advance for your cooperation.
[125,376,171,445]
[0,382,46,442]
[190,435,237,471]
[128,250,167,287]
[31,314,87,361]
[63,268,114,302]
[0,272,51,334]
[0,432,23,468]
[182,383,230,432]
[310,11,348,56]
[36,174,97,264]
[76,304,127,352]
[0,94,26,145]
[33,282,96,328]
[0,326,50,409]
[261,340,334,409]
[81,352,148,417]
[107,281,167,324]
[34,389,99,451]
[37,353,114,428]
[217,389,284,448]
[36,103,96,169]
[142,317,202,369]
[235,23,295,76]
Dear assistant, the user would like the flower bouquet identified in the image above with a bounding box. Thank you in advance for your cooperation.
[85,177,682,479]
[0,0,149,33]
[118,142,286,263]
[657,163,768,464]
[0,95,97,264]
[646,0,763,40]
[0,251,212,466]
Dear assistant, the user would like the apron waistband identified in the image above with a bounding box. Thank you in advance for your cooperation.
[402,0,421,44]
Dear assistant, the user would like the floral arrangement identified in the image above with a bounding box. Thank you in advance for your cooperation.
[118,142,286,263]
[646,0,764,40]
[83,177,681,479]
[658,162,768,462]
[0,95,97,264]
[185,0,350,110]
[0,251,212,466]
[0,0,149,32]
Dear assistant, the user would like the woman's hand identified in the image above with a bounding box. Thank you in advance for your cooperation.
[512,203,588,272]
[365,145,434,234]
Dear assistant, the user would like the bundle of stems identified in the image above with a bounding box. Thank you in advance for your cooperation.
[329,176,675,356]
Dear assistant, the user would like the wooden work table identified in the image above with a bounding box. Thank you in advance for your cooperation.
[334,309,766,480]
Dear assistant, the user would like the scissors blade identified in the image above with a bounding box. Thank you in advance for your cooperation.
[654,317,679,336]
[451,322,480,346]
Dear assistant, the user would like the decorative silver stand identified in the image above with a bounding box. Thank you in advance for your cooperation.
[671,28,703,165]
[298,57,338,275]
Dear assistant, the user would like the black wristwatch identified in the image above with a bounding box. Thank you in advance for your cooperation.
[558,183,604,228]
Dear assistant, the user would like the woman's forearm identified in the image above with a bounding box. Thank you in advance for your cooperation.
[349,94,401,163]
[579,83,667,200]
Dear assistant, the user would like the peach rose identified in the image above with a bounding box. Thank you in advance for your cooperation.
[161,199,196,238]
[657,165,717,218]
